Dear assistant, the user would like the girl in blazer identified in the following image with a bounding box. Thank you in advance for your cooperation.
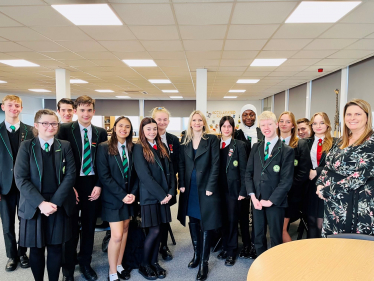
[97,116,138,281]
[305,112,336,238]
[151,106,180,261]
[14,109,76,281]
[178,110,221,281]
[133,117,175,280]
[277,112,310,243]
[216,116,247,267]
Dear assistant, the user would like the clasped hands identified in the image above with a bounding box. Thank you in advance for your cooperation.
[161,194,173,205]
[251,195,273,210]
[123,194,136,204]
[179,187,213,197]
[38,201,57,216]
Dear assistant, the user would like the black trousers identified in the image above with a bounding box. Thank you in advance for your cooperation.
[61,207,79,277]
[239,197,254,246]
[0,187,26,258]
[222,194,239,256]
[252,205,285,256]
[30,244,62,281]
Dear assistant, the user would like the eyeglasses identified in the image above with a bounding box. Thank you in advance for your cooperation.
[37,122,59,128]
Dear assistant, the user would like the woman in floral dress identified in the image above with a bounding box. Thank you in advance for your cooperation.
[317,99,374,237]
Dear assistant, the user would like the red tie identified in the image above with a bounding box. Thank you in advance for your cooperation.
[317,139,323,166]
[221,142,226,149]
[153,144,157,150]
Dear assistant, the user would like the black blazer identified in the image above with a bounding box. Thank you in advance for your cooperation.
[245,139,295,208]
[234,127,264,159]
[133,143,176,205]
[166,132,180,206]
[0,121,33,195]
[97,142,139,210]
[14,138,76,220]
[56,121,107,187]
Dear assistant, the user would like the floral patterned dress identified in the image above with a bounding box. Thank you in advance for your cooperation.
[317,134,374,237]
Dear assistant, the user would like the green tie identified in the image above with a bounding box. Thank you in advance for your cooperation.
[82,128,92,176]
[247,136,252,142]
[121,145,128,178]
[282,139,286,143]
[10,125,15,132]
[264,142,271,161]
[44,143,49,153]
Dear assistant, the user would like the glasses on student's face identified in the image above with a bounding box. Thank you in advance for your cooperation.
[38,122,59,128]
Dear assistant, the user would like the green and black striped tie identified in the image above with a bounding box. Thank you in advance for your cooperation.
[10,125,15,132]
[45,143,49,153]
[122,145,128,178]
[82,128,92,176]
[264,141,271,161]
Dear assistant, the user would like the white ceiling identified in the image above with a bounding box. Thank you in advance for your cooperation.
[0,0,373,101]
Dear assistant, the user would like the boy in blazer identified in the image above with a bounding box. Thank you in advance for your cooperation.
[57,95,107,281]
[57,98,75,124]
[246,111,294,256]
[0,95,33,271]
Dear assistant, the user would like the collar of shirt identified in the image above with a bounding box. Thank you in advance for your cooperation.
[281,135,291,145]
[39,137,54,151]
[160,133,168,144]
[148,141,156,147]
[5,121,20,132]
[264,136,279,154]
[78,122,92,134]
[118,140,128,159]
[314,135,325,142]
[220,137,232,148]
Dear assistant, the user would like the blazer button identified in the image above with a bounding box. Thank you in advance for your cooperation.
[11,169,13,171]
[261,172,264,175]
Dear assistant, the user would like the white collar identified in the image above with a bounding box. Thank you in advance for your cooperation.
[314,135,325,141]
[221,137,232,146]
[39,137,54,150]
[78,122,92,132]
[5,120,20,132]
[148,141,156,146]
[265,136,279,145]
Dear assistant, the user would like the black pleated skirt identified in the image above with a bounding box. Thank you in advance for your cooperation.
[102,203,134,223]
[141,203,171,228]
[305,179,324,218]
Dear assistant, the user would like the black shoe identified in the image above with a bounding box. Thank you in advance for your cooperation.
[63,276,75,281]
[248,243,257,259]
[188,222,201,268]
[5,258,18,272]
[217,250,227,260]
[19,254,30,268]
[238,246,250,259]
[138,265,157,280]
[159,245,173,261]
[196,230,211,281]
[79,264,98,281]
[196,261,209,281]
[151,262,166,279]
[117,267,131,280]
[225,256,236,266]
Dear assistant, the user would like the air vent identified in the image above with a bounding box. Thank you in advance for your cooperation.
[142,91,148,95]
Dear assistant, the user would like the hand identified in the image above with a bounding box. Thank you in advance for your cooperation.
[251,195,262,210]
[89,186,101,201]
[38,201,57,216]
[260,200,273,207]
[238,195,246,201]
[123,194,136,204]
[73,187,79,204]
[309,169,317,180]
[180,187,185,193]
[160,195,172,205]
[206,191,213,196]
[316,185,326,200]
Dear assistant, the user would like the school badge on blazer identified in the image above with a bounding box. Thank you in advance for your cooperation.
[233,160,238,167]
[273,165,280,172]
[294,159,298,166]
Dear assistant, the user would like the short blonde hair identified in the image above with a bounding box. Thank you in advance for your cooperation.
[151,107,171,119]
[258,111,277,123]
[183,110,210,144]
[2,95,22,107]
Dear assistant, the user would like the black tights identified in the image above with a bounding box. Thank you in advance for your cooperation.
[29,244,62,281]
[307,216,323,238]
[142,224,162,266]
[189,216,201,225]
[160,223,169,247]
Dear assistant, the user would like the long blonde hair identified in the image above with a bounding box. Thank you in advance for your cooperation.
[277,111,298,148]
[310,112,333,154]
[183,110,210,144]
[340,99,373,149]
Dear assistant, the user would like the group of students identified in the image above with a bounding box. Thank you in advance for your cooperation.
[1,93,373,281]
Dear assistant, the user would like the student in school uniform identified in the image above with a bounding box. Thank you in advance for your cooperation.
[304,112,336,238]
[216,116,247,267]
[178,110,221,281]
[277,112,310,243]
[246,111,294,256]
[97,116,138,281]
[151,106,180,261]
[14,109,76,281]
[133,117,175,280]
[0,95,33,271]
[57,98,75,124]
[296,118,312,139]
[57,95,108,281]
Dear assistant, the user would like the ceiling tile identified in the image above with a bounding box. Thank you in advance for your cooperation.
[320,24,374,39]
[328,50,374,59]
[273,23,332,39]
[40,51,84,60]
[17,41,67,52]
[186,51,222,60]
[340,2,374,24]
[150,51,186,60]
[89,60,124,67]
[31,26,92,41]
[129,26,179,40]
[256,50,298,59]
[264,39,313,50]
[303,65,341,72]
[220,59,252,67]
[224,40,267,51]
[0,42,31,52]
[304,39,357,50]
[275,65,309,72]
[221,50,258,59]
[227,24,279,40]
[345,39,374,50]
[141,40,183,51]
[282,58,321,66]
[58,41,108,52]
[154,60,187,67]
[0,0,46,5]
[179,25,227,40]
[218,66,247,72]
[246,66,277,72]
[98,41,145,52]
[292,50,338,58]
[76,52,118,60]
[0,27,48,41]
[316,58,354,66]
[183,40,223,51]
[78,26,136,41]
[5,52,51,60]
[268,71,297,77]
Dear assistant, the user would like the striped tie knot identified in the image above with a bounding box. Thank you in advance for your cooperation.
[44,143,49,153]
[121,145,129,178]
[282,139,286,143]
[10,125,15,132]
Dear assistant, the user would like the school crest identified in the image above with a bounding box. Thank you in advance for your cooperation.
[294,160,298,166]
[273,165,280,173]
[233,160,238,167]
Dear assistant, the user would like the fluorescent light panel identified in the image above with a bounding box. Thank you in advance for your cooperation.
[0,60,39,67]
[236,79,260,84]
[116,96,131,99]
[52,4,122,26]
[229,90,246,93]
[123,60,157,67]
[95,90,114,93]
[162,90,178,93]
[286,1,361,23]
[149,79,171,84]
[170,96,183,99]
[70,79,88,84]
[250,59,287,67]
[224,96,237,99]
[0,80,7,83]
[29,89,51,92]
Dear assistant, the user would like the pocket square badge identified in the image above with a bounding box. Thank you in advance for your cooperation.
[233,160,238,167]
[273,165,280,172]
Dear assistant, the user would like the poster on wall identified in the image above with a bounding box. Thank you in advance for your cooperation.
[206,109,241,134]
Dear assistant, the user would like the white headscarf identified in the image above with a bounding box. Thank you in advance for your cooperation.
[239,104,258,146]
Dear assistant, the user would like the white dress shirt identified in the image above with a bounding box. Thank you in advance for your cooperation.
[311,135,325,169]
[39,137,54,151]
[220,137,232,149]
[264,136,279,156]
[5,121,20,133]
[281,135,291,145]
[78,122,94,176]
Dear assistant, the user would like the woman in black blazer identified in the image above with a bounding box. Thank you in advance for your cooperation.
[14,109,76,281]
[97,116,138,281]
[305,112,336,238]
[133,117,175,280]
[178,110,221,281]
[151,106,180,261]
[216,116,247,267]
[277,111,310,243]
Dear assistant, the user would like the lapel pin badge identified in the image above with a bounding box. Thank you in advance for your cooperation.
[273,165,280,173]
[233,160,238,167]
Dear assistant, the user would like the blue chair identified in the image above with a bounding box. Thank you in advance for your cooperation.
[327,233,374,241]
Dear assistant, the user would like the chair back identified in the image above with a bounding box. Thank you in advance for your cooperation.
[327,233,374,241]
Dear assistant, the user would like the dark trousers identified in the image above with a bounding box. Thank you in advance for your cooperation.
[252,205,285,256]
[239,198,254,246]
[30,244,62,281]
[160,223,169,247]
[61,208,79,277]
[0,187,27,258]
[222,195,239,256]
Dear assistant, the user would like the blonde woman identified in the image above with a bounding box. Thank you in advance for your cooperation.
[177,110,221,281]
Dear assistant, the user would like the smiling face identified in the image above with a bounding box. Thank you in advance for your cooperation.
[278,114,294,134]
[1,100,23,119]
[57,103,74,123]
[345,105,368,133]
[115,118,131,143]
[143,122,158,143]
[259,119,278,140]
[312,114,328,137]
[191,113,204,133]
[221,120,233,138]
[242,110,256,127]
[154,112,170,133]
[297,122,311,139]
[35,114,59,140]
[75,103,95,127]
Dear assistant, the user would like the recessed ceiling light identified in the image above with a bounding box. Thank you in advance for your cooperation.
[236,79,260,84]
[95,90,114,93]
[170,96,183,99]
[29,89,51,92]
[0,80,7,83]
[116,96,131,99]
[250,59,287,67]
[224,96,238,99]
[123,60,157,67]
[149,79,171,84]
[0,60,39,67]
[70,79,88,84]
[286,1,361,23]
[162,90,179,93]
[229,90,246,93]
[52,4,122,26]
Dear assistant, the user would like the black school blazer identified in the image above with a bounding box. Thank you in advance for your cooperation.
[245,139,295,208]
[14,137,76,220]
[0,121,34,195]
[166,132,180,206]
[133,143,176,205]
[97,142,139,210]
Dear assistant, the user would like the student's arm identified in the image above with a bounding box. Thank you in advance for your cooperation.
[205,136,220,193]
[237,142,248,197]
[129,165,139,197]
[94,129,109,188]
[178,145,186,189]
[167,155,176,197]
[245,144,256,195]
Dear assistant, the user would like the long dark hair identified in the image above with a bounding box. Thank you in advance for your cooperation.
[108,116,133,156]
[137,117,169,163]
[219,116,235,137]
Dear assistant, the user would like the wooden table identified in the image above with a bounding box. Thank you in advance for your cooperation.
[247,239,374,281]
